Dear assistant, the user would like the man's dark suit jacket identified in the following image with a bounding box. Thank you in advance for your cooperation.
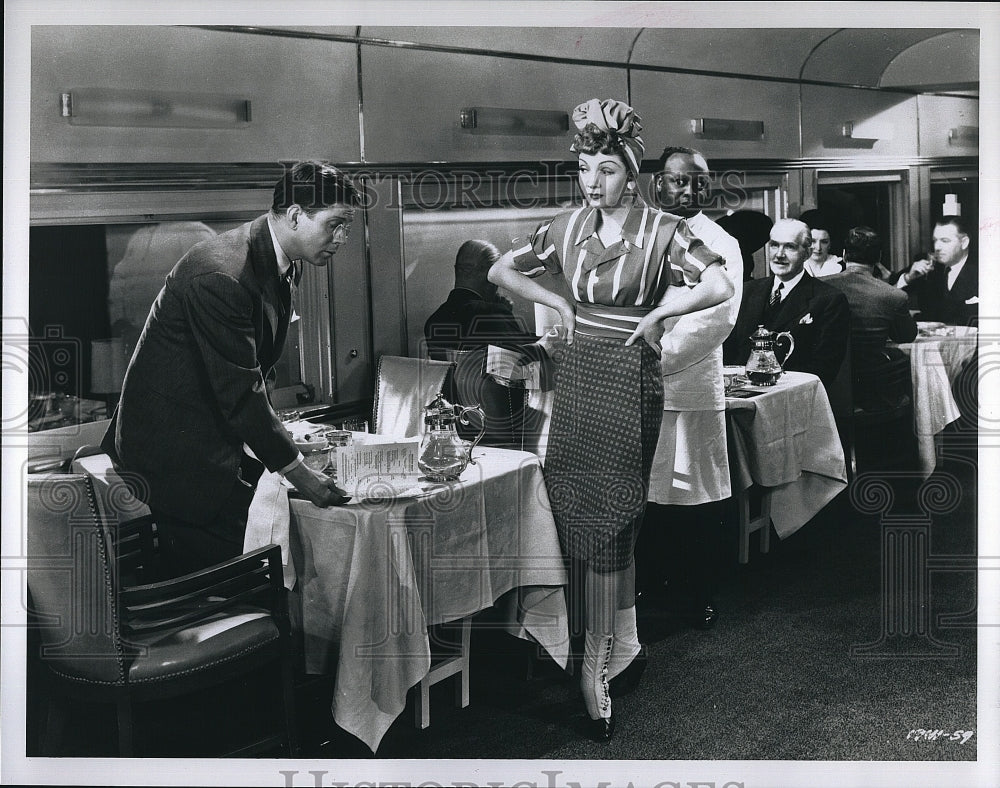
[424,287,540,449]
[723,273,850,389]
[102,215,299,524]
[824,265,918,368]
[423,288,537,357]
[899,253,978,326]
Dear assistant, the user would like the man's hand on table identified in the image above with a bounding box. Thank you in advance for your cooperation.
[284,462,351,506]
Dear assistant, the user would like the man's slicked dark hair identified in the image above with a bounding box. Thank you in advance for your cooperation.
[843,226,881,266]
[272,161,360,215]
[935,214,970,237]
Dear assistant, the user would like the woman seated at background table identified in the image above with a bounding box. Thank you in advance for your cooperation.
[489,98,733,742]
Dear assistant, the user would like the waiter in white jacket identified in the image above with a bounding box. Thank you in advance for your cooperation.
[637,146,743,630]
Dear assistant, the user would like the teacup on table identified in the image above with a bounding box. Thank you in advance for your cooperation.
[723,365,749,391]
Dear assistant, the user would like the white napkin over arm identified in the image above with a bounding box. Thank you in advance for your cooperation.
[244,470,295,590]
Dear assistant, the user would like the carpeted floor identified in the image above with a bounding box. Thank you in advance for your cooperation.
[301,442,979,763]
[27,440,979,766]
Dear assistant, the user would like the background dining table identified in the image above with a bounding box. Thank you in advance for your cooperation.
[724,371,848,551]
[520,366,846,562]
[243,440,570,752]
[891,325,978,477]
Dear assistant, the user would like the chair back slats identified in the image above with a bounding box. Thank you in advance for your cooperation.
[109,515,161,586]
[120,546,285,637]
[26,473,127,684]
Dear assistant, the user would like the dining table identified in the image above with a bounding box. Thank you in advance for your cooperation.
[72,441,570,753]
[890,324,978,477]
[242,437,570,752]
[724,371,848,562]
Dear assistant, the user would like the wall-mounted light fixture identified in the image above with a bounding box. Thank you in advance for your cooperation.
[459,107,569,136]
[60,88,252,129]
[947,125,979,146]
[841,120,895,142]
[690,117,764,141]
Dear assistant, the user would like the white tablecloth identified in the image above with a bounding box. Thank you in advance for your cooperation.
[244,443,569,752]
[893,328,978,477]
[725,372,848,538]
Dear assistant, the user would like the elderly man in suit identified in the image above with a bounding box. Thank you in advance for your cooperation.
[724,218,849,391]
[636,146,743,633]
[895,215,978,327]
[103,161,358,577]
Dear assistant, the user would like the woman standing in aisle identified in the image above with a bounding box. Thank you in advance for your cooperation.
[489,98,733,741]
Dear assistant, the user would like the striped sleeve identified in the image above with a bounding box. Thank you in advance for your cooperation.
[511,218,561,278]
[667,218,727,287]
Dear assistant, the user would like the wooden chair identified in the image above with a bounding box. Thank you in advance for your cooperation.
[69,445,161,585]
[413,617,472,729]
[372,355,454,437]
[26,473,298,757]
[852,353,914,471]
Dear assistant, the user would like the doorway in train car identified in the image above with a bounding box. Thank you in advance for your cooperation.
[813,170,910,274]
[815,180,896,274]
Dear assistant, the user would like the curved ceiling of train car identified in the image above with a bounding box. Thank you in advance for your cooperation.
[310,26,979,94]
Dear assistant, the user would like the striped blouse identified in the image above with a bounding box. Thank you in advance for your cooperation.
[512,197,725,316]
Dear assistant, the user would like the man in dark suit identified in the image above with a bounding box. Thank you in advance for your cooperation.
[825,227,917,410]
[724,218,849,391]
[424,239,540,449]
[895,215,978,326]
[103,162,357,577]
[423,239,537,357]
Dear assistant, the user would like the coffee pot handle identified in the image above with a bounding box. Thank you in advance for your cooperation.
[776,331,795,364]
[457,405,487,464]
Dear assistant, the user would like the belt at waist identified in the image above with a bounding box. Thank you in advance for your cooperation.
[573,303,653,339]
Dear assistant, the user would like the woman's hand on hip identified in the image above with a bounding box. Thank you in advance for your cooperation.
[625,313,664,355]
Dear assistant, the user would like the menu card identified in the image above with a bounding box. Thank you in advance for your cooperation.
[334,439,422,497]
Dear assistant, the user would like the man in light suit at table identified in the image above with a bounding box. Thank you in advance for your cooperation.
[636,146,743,631]
[102,161,356,578]
[724,218,849,393]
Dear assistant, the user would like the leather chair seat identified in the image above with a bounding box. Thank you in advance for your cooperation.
[127,609,277,683]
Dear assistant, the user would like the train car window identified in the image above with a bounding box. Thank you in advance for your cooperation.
[27,219,303,432]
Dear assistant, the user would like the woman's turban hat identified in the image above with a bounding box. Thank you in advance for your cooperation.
[570,98,644,178]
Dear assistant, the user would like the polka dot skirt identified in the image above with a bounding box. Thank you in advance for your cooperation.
[543,335,663,572]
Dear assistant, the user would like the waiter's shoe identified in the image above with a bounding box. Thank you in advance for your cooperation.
[688,602,717,631]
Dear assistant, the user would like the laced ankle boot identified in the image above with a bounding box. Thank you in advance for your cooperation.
[580,630,615,741]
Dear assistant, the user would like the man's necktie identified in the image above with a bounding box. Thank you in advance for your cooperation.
[281,260,301,311]
[768,282,784,312]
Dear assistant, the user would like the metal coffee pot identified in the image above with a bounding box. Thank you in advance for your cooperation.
[417,393,486,481]
[745,324,795,386]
